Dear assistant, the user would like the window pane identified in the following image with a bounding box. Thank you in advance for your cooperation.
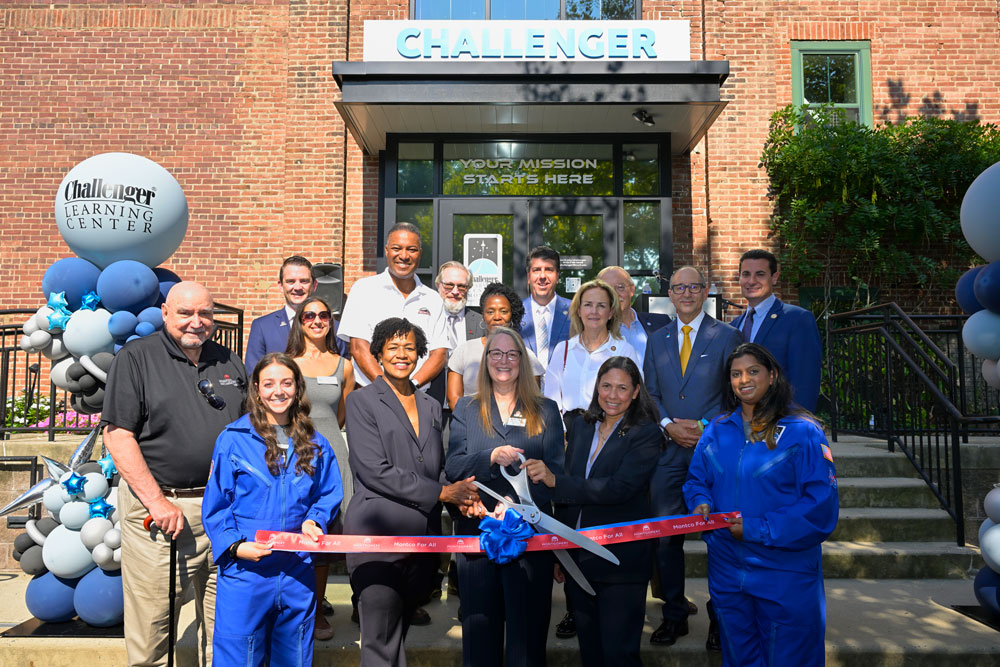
[565,0,635,19]
[395,201,434,270]
[622,144,659,196]
[491,0,560,20]
[623,201,660,273]
[565,0,600,19]
[397,143,434,195]
[542,214,603,294]
[443,142,613,196]
[802,53,857,104]
[453,215,515,289]
[415,0,485,19]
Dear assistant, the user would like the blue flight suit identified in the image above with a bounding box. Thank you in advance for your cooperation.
[683,413,838,667]
[203,414,344,667]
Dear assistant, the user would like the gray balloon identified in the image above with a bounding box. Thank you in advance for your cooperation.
[14,532,36,553]
[985,487,1000,524]
[19,545,46,576]
[76,462,103,476]
[36,517,59,536]
[81,517,113,550]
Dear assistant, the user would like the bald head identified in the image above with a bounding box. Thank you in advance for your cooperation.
[162,281,215,350]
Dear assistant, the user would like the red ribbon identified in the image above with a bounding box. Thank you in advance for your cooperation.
[256,511,741,554]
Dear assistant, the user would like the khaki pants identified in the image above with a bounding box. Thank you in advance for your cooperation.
[119,481,216,667]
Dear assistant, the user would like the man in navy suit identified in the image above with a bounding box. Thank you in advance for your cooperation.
[520,246,571,369]
[598,265,671,366]
[244,255,347,372]
[643,266,741,647]
[733,249,822,412]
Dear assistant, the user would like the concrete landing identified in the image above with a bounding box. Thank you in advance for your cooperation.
[1,574,998,666]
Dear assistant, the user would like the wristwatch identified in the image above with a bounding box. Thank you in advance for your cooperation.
[228,538,246,560]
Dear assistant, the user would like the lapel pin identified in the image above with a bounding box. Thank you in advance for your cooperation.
[770,313,778,319]
[610,346,617,351]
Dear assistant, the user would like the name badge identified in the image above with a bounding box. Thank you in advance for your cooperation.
[316,376,340,386]
[508,416,527,427]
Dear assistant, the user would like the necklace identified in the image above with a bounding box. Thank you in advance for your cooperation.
[580,330,610,353]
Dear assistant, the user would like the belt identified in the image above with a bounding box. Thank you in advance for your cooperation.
[160,486,206,498]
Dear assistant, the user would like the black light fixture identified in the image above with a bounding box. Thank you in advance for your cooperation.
[632,109,655,127]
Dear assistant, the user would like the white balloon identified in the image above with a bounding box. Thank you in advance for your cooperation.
[42,524,97,578]
[19,335,33,352]
[42,335,70,361]
[981,518,997,544]
[42,485,68,515]
[112,547,122,563]
[22,315,40,336]
[54,153,189,269]
[25,519,47,546]
[59,500,91,530]
[985,487,1000,523]
[63,308,114,358]
[81,473,109,502]
[35,307,55,331]
[91,542,114,566]
[961,161,1000,262]
[28,329,51,350]
[103,528,122,550]
[80,517,113,550]
[982,524,1000,573]
[983,360,1000,391]
[50,356,78,392]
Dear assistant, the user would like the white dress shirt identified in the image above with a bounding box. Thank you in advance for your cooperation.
[543,334,641,414]
[529,296,557,367]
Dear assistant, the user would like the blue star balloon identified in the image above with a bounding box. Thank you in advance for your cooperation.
[47,291,69,311]
[88,497,114,519]
[79,291,101,311]
[97,453,117,479]
[62,472,87,496]
[47,308,71,330]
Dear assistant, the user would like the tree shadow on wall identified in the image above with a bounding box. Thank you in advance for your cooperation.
[880,79,980,124]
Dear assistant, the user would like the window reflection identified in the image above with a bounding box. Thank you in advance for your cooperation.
[395,201,434,269]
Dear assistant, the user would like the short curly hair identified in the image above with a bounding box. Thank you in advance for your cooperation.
[479,282,525,331]
[369,317,428,360]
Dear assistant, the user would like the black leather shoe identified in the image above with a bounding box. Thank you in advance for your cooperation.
[706,600,721,652]
[650,619,689,646]
[410,607,431,626]
[686,598,698,615]
[555,611,577,638]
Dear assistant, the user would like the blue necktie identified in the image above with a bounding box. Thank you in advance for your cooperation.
[741,308,755,342]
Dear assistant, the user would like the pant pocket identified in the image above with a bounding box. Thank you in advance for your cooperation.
[213,628,260,667]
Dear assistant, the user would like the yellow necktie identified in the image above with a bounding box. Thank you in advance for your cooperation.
[680,325,693,375]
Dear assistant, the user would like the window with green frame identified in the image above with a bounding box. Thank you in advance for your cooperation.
[791,41,872,126]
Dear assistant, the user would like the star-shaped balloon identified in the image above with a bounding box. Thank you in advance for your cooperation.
[79,291,101,311]
[62,472,87,496]
[47,308,71,331]
[98,453,117,479]
[47,291,69,311]
[88,497,115,519]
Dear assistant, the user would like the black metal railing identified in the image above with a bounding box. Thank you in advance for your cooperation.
[1,303,244,440]
[827,303,1000,545]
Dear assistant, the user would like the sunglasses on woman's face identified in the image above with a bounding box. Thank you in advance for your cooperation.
[301,310,332,323]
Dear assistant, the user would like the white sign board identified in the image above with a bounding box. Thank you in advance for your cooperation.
[464,234,503,304]
[364,20,690,62]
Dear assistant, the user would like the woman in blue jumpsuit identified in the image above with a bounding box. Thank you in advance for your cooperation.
[683,343,838,667]
[203,352,343,666]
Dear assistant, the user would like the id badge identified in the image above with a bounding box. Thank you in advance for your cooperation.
[507,416,527,428]
[316,375,340,386]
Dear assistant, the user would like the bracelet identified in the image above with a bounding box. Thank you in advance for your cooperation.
[228,538,246,560]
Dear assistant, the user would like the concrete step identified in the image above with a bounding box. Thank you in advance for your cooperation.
[683,540,980,579]
[831,507,957,542]
[831,444,919,478]
[2,576,999,665]
[837,477,942,508]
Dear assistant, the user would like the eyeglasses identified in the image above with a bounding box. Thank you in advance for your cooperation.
[487,349,521,362]
[440,282,469,294]
[669,283,706,294]
[197,379,226,410]
[301,310,332,323]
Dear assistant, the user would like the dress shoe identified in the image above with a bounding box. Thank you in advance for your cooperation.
[650,618,689,646]
[686,598,698,615]
[555,611,576,638]
[351,604,359,624]
[322,598,334,616]
[706,599,721,652]
[314,614,334,641]
[410,607,431,626]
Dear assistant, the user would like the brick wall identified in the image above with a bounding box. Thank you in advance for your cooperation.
[1,0,998,335]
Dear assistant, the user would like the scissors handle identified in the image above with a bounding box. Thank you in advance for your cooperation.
[499,452,534,505]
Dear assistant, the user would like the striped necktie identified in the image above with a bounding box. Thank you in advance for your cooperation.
[537,308,549,357]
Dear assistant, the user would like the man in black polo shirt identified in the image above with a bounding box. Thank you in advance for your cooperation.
[104,281,247,667]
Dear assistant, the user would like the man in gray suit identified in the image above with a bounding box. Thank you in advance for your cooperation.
[642,266,741,647]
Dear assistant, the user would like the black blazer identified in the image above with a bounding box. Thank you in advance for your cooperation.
[552,419,662,584]
[445,394,565,535]
[343,376,445,567]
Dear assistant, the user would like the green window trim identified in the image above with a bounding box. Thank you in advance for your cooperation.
[791,40,872,127]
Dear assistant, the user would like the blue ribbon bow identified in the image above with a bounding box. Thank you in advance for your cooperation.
[479,509,534,564]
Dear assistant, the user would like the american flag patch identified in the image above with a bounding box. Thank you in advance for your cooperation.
[821,443,834,462]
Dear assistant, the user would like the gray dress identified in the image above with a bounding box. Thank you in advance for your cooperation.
[304,357,352,532]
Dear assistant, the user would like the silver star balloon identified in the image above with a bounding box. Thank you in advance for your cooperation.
[0,426,103,518]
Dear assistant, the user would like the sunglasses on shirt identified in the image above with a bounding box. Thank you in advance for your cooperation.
[197,379,226,410]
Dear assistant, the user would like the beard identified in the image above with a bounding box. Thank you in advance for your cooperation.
[442,298,466,315]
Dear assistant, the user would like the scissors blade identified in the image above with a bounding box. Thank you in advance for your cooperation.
[473,481,507,505]
[553,550,596,596]
[534,513,620,566]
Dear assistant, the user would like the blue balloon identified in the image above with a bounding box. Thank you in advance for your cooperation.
[974,261,1000,314]
[97,260,160,314]
[73,567,124,627]
[25,571,79,623]
[136,306,164,329]
[956,266,985,315]
[974,566,1000,616]
[153,268,182,304]
[107,310,139,339]
[962,310,1000,360]
[113,343,124,354]
[135,321,155,337]
[42,258,102,311]
[126,335,141,343]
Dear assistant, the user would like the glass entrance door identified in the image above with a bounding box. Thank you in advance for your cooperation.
[529,199,620,296]
[438,199,528,297]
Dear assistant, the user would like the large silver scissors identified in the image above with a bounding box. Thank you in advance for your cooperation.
[474,453,619,595]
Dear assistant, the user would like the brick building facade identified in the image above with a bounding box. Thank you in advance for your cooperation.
[1,1,998,329]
